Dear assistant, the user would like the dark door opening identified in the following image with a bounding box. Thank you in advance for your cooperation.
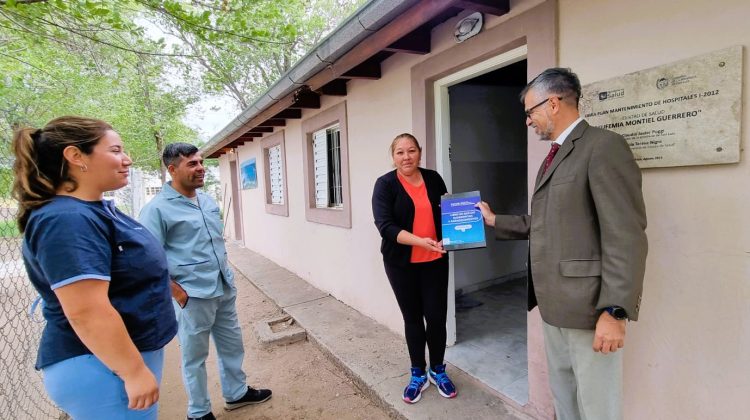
[443,59,529,404]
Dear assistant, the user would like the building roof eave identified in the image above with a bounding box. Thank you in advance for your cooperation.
[202,0,511,158]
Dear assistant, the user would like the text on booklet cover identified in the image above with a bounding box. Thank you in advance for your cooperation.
[440,191,486,251]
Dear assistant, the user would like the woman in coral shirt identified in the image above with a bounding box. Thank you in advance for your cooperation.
[372,133,457,404]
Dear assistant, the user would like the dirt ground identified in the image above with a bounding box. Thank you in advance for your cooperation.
[157,269,391,420]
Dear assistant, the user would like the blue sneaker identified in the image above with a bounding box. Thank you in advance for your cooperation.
[402,367,429,404]
[428,364,457,398]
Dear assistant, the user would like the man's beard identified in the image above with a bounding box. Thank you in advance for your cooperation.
[539,121,554,141]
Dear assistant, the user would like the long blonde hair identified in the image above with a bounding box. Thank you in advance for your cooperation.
[11,116,112,232]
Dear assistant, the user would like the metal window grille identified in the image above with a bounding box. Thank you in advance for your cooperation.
[327,128,343,208]
[312,125,342,209]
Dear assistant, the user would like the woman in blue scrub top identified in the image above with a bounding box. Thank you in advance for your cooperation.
[11,116,177,419]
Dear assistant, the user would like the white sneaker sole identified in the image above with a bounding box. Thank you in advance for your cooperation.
[429,373,457,398]
[402,379,429,404]
[224,394,272,411]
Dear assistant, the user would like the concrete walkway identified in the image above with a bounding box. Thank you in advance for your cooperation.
[227,242,533,420]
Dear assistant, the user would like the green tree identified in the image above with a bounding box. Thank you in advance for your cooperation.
[0,0,198,178]
[1,0,367,170]
[144,0,367,109]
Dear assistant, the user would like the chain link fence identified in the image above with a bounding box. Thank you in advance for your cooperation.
[0,156,67,419]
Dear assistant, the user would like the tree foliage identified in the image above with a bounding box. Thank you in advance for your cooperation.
[0,0,366,176]
[145,0,366,110]
[0,0,198,176]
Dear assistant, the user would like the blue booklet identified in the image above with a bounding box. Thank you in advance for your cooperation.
[440,191,486,251]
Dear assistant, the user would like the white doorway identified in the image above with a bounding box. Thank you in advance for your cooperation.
[434,45,530,403]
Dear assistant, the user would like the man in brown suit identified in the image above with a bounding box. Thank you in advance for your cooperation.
[477,68,647,420]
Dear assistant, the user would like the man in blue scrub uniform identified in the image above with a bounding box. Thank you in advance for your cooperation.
[139,143,271,420]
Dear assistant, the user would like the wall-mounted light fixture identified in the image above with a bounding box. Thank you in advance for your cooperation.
[454,12,483,43]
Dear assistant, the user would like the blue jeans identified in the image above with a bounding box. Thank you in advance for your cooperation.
[174,282,247,418]
[43,348,164,420]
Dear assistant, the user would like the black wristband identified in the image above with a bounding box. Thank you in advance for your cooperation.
[604,306,627,320]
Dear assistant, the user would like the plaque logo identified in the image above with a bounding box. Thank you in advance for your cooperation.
[597,88,625,101]
[656,77,669,89]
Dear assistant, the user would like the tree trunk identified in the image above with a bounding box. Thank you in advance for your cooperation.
[135,57,166,183]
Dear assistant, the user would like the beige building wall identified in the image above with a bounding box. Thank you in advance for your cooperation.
[217,157,234,239]
[220,0,549,339]
[228,59,422,336]
[216,0,748,418]
[559,0,750,419]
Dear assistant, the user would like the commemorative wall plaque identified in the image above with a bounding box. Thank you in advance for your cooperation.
[580,46,743,168]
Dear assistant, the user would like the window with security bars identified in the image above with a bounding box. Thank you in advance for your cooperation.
[301,101,350,228]
[261,131,288,216]
[145,186,162,196]
[268,144,284,205]
[312,124,342,209]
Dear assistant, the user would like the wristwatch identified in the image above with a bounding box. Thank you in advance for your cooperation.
[604,306,628,320]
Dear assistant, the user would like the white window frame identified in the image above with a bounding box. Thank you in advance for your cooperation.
[312,124,343,209]
[261,131,288,216]
[301,101,351,228]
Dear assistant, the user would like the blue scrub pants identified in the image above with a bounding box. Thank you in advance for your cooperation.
[174,282,247,418]
[43,348,164,420]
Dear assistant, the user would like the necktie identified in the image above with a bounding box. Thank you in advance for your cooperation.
[542,142,560,175]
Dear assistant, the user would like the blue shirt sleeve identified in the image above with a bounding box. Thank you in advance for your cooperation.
[28,211,112,289]
[138,201,166,246]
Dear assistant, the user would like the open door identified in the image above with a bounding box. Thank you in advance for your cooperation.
[434,46,530,404]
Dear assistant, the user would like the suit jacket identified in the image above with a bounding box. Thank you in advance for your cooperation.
[372,168,448,267]
[494,120,647,329]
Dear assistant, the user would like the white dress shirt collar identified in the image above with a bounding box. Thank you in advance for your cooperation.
[554,117,584,146]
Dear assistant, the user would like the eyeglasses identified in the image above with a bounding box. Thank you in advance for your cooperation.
[524,96,562,118]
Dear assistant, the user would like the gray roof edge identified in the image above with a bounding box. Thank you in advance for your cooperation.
[202,0,418,154]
